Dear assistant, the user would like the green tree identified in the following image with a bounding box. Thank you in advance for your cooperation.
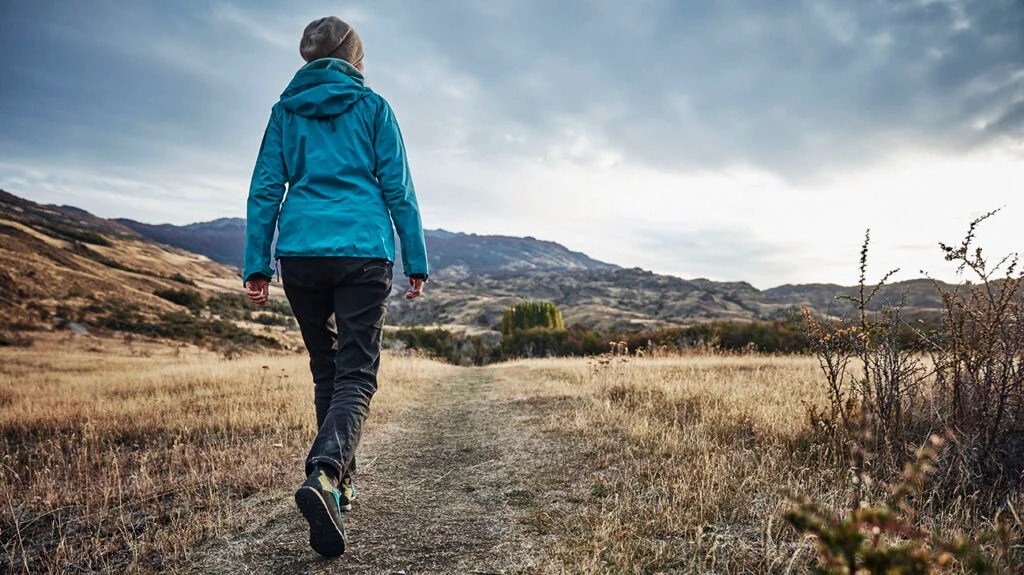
[501,301,564,335]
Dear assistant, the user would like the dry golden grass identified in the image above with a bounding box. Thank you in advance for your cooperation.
[4,340,1015,573]
[0,334,456,573]
[491,354,1012,574]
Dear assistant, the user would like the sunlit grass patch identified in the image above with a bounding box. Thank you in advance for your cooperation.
[0,334,454,573]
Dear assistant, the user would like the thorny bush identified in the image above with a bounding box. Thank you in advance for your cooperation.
[795,211,1024,572]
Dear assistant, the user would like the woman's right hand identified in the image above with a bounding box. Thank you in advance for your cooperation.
[245,277,270,306]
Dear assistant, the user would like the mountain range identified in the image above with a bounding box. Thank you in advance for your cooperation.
[115,217,617,276]
[2,189,951,337]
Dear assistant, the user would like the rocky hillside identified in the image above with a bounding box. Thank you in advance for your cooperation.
[0,190,295,349]
[761,279,946,313]
[386,268,948,332]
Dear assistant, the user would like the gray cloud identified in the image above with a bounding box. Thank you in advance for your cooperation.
[3,0,1019,181]
[987,100,1024,136]
[629,226,818,287]
[371,0,1024,178]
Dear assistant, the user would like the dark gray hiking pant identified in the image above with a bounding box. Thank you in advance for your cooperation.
[279,256,393,479]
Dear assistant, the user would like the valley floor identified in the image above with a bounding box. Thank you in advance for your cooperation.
[1,337,1006,573]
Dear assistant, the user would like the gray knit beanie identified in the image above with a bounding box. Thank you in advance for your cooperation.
[300,16,364,67]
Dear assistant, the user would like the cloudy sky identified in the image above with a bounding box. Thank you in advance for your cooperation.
[1,0,1021,288]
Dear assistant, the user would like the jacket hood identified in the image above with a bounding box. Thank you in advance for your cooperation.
[278,58,370,118]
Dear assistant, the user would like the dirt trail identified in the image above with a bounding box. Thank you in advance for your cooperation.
[183,368,571,575]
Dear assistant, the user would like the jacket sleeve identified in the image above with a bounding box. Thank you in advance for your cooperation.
[373,98,429,278]
[243,108,287,284]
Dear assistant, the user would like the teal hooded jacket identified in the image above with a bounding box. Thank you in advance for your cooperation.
[243,58,428,283]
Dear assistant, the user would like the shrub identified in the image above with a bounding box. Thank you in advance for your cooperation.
[500,326,570,358]
[625,319,809,354]
[263,298,294,317]
[205,293,252,320]
[0,331,34,347]
[31,220,111,246]
[787,433,1004,574]
[93,308,278,351]
[931,213,1024,486]
[253,313,296,328]
[384,328,496,365]
[153,288,204,309]
[564,324,609,355]
[170,272,197,286]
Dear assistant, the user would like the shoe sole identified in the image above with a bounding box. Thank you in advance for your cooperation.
[294,486,346,557]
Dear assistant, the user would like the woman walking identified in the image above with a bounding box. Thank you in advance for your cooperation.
[242,16,428,557]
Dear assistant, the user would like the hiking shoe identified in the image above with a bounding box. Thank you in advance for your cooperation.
[339,476,356,512]
[294,469,347,557]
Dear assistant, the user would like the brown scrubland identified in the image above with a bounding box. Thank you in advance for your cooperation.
[4,333,1020,573]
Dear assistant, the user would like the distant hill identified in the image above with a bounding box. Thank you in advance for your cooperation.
[0,190,229,328]
[761,279,947,313]
[408,229,617,275]
[117,217,618,275]
[385,268,949,332]
[115,217,246,268]
[0,189,295,349]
